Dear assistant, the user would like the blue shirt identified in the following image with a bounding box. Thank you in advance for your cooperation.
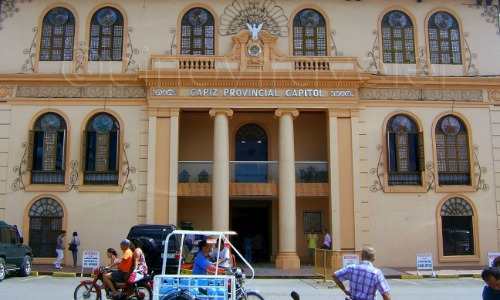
[335,261,390,300]
[192,252,211,275]
[483,286,500,300]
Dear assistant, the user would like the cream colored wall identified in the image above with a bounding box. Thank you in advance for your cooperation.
[1,0,499,75]
[179,112,213,161]
[294,112,327,161]
[489,108,500,250]
[178,197,212,230]
[296,197,330,264]
[3,104,147,265]
[357,105,497,267]
[0,102,11,220]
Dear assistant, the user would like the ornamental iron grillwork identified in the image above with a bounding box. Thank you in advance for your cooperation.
[121,142,136,193]
[220,0,288,37]
[29,197,63,217]
[369,144,384,192]
[11,141,29,191]
[463,34,479,76]
[365,30,381,74]
[440,197,473,216]
[21,26,37,72]
[125,26,140,72]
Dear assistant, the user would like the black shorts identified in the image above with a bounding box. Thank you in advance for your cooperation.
[111,270,128,283]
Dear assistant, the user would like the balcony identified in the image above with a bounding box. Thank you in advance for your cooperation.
[31,170,65,185]
[295,161,329,197]
[178,161,330,197]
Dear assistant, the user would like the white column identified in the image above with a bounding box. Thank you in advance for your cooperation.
[275,108,300,270]
[146,114,157,224]
[209,108,233,231]
[168,109,179,225]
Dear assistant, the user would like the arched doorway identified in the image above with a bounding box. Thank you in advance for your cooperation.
[28,197,64,258]
[235,124,268,182]
[439,197,475,256]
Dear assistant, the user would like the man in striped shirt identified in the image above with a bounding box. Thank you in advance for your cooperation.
[332,247,391,300]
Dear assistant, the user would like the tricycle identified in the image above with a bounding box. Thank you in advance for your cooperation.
[153,230,264,300]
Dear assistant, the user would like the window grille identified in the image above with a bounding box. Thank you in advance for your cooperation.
[40,7,75,61]
[180,8,215,55]
[428,12,462,64]
[381,11,416,64]
[89,7,124,61]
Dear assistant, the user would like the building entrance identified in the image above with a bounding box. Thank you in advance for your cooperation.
[230,200,271,263]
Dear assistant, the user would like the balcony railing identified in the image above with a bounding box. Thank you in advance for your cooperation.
[31,170,65,184]
[84,171,119,185]
[295,161,329,183]
[438,172,471,186]
[178,161,213,183]
[388,172,422,186]
[230,161,278,183]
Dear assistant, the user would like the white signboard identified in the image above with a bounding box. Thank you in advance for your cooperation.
[416,253,433,271]
[488,252,500,267]
[82,250,100,269]
[342,254,359,268]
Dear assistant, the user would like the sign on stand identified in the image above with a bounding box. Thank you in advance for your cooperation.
[342,254,360,268]
[82,250,100,277]
[416,253,435,277]
[488,252,500,267]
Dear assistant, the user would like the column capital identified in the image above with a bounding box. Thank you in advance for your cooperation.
[275,108,299,118]
[209,108,234,118]
[148,108,179,117]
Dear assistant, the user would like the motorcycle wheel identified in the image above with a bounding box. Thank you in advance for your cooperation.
[241,291,265,300]
[135,285,152,300]
[74,282,101,300]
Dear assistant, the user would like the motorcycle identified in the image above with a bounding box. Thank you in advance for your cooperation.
[73,266,153,300]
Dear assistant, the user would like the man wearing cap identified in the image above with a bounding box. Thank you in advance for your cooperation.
[103,239,134,295]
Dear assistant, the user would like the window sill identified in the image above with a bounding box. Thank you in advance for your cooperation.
[78,185,123,193]
[25,184,69,192]
[435,185,475,193]
[439,254,480,263]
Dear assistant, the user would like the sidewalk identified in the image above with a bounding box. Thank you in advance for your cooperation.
[31,264,484,279]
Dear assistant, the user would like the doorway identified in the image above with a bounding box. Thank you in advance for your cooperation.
[230,200,271,263]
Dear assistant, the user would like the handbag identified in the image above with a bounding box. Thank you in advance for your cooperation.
[128,268,144,284]
[68,243,77,251]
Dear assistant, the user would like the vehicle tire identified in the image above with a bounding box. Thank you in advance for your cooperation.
[0,258,6,281]
[19,255,32,277]
[135,285,152,300]
[160,291,194,300]
[74,282,101,300]
[241,291,265,300]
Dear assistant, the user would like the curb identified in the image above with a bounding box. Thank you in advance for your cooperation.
[400,274,424,280]
[436,274,460,279]
[52,272,77,278]
[30,271,39,277]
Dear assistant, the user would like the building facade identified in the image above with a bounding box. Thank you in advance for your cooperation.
[0,0,500,269]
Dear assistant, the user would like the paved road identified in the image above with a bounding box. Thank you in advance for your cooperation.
[0,276,485,300]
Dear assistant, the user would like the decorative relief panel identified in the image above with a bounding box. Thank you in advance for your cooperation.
[360,88,483,102]
[15,86,146,98]
[0,86,15,99]
[490,89,500,102]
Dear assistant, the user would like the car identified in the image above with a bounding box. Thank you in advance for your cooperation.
[0,221,33,281]
[126,224,180,275]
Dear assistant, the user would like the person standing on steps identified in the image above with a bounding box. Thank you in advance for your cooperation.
[54,230,66,270]
[69,232,80,268]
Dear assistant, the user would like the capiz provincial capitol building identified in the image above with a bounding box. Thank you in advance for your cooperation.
[0,0,500,269]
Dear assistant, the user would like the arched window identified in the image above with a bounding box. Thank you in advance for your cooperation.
[440,197,475,256]
[83,113,120,185]
[293,9,327,56]
[39,7,75,61]
[386,115,423,185]
[435,115,470,185]
[29,113,67,184]
[428,12,462,65]
[28,197,64,257]
[235,124,268,183]
[180,7,215,55]
[381,10,415,64]
[89,7,124,61]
